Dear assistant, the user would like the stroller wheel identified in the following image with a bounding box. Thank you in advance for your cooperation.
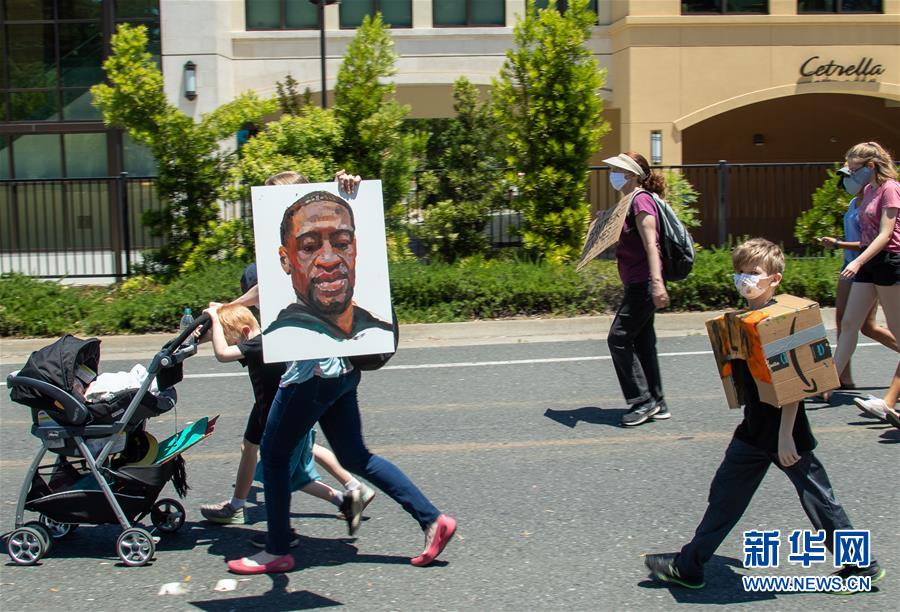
[116,527,155,567]
[39,515,74,539]
[151,498,186,534]
[22,521,52,555]
[7,526,47,565]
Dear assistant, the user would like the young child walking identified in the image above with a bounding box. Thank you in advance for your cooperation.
[644,238,885,590]
[198,303,373,541]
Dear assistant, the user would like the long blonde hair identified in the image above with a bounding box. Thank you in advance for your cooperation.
[845,141,897,185]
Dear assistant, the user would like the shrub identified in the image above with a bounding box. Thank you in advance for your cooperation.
[794,165,848,248]
[1,252,842,337]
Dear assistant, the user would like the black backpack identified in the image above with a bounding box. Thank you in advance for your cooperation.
[630,189,695,282]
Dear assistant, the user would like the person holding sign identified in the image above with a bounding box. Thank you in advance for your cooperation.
[603,152,670,427]
[226,175,457,575]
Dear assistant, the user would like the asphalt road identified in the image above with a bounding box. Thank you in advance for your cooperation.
[1,334,897,611]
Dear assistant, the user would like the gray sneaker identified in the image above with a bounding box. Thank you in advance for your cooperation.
[622,400,660,427]
[339,489,363,536]
[651,401,671,420]
[200,501,245,524]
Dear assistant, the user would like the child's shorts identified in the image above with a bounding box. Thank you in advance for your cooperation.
[243,401,268,446]
[254,429,321,491]
[855,251,900,286]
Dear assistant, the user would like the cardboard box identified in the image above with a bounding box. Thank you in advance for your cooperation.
[706,294,839,409]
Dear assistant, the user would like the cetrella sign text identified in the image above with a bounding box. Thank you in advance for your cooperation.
[799,57,885,80]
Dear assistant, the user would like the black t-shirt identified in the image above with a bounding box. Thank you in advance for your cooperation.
[237,335,286,412]
[731,359,817,453]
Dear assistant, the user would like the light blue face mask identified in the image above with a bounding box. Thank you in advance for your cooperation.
[843,166,872,195]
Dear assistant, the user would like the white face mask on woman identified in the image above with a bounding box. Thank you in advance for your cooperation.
[609,172,629,191]
[733,272,770,300]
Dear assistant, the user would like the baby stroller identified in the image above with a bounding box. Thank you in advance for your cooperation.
[5,315,215,567]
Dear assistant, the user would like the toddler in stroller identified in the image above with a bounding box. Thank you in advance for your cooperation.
[5,316,216,567]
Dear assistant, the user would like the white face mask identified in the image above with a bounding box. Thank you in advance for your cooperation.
[609,172,629,191]
[733,272,770,300]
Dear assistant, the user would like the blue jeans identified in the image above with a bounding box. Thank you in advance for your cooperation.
[260,368,441,555]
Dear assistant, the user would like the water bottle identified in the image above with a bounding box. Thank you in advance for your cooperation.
[179,307,195,347]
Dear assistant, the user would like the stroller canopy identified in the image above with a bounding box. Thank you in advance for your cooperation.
[10,335,100,411]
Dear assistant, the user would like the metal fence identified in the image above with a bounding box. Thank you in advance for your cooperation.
[0,174,163,279]
[1,161,839,279]
[587,162,837,248]
[413,161,837,251]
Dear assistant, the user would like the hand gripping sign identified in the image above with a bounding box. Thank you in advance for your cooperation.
[706,295,839,409]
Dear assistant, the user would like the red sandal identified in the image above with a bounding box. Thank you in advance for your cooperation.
[411,514,457,567]
[227,553,295,574]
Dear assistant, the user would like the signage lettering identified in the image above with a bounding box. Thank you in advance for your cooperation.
[799,56,885,80]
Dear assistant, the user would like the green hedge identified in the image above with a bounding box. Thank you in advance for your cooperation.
[0,250,842,337]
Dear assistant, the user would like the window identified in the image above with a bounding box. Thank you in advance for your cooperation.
[0,0,161,122]
[3,132,111,178]
[798,0,881,12]
[340,1,412,28]
[434,0,505,27]
[682,1,768,12]
[246,0,318,30]
[534,0,599,14]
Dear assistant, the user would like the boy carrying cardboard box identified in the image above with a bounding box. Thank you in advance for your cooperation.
[643,238,884,591]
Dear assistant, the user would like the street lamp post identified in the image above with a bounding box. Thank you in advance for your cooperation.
[309,0,340,108]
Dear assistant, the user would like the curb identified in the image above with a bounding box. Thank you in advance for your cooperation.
[1,308,848,366]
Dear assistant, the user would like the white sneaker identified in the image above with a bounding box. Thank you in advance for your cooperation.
[854,396,888,421]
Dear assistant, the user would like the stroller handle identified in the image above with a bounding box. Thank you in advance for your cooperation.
[7,374,89,426]
[163,312,212,354]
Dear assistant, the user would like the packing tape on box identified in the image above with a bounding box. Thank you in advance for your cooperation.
[761,323,827,359]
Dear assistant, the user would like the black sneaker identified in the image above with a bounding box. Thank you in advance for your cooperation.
[651,400,671,420]
[250,529,300,549]
[339,489,363,536]
[621,400,660,427]
[827,561,886,594]
[644,553,705,589]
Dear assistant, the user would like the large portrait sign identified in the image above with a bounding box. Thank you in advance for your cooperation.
[251,180,395,363]
[576,191,636,272]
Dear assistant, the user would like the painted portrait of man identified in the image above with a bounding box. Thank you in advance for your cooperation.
[252,182,395,362]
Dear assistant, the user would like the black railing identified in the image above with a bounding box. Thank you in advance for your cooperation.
[586,161,838,248]
[410,161,838,251]
[2,161,843,279]
[0,174,162,279]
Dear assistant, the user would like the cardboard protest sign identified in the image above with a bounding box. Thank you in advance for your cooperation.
[576,191,635,272]
[251,180,395,363]
[706,294,839,409]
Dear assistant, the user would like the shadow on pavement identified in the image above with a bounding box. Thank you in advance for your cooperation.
[190,574,341,610]
[878,429,899,444]
[637,554,777,604]
[543,406,627,428]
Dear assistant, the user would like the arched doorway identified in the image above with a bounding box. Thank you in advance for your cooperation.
[682,93,900,164]
[678,93,899,248]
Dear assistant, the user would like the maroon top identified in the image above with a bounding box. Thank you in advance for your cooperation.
[615,191,661,285]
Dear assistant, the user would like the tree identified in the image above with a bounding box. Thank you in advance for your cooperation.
[794,166,853,249]
[415,77,506,260]
[91,24,276,274]
[332,14,422,224]
[492,0,609,263]
[227,106,343,198]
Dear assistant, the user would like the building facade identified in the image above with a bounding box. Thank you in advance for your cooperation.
[159,0,898,169]
[1,0,897,179]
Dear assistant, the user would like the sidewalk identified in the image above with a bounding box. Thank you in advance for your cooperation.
[1,308,851,366]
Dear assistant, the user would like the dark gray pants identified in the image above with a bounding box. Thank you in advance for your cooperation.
[608,281,663,405]
[677,437,854,579]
